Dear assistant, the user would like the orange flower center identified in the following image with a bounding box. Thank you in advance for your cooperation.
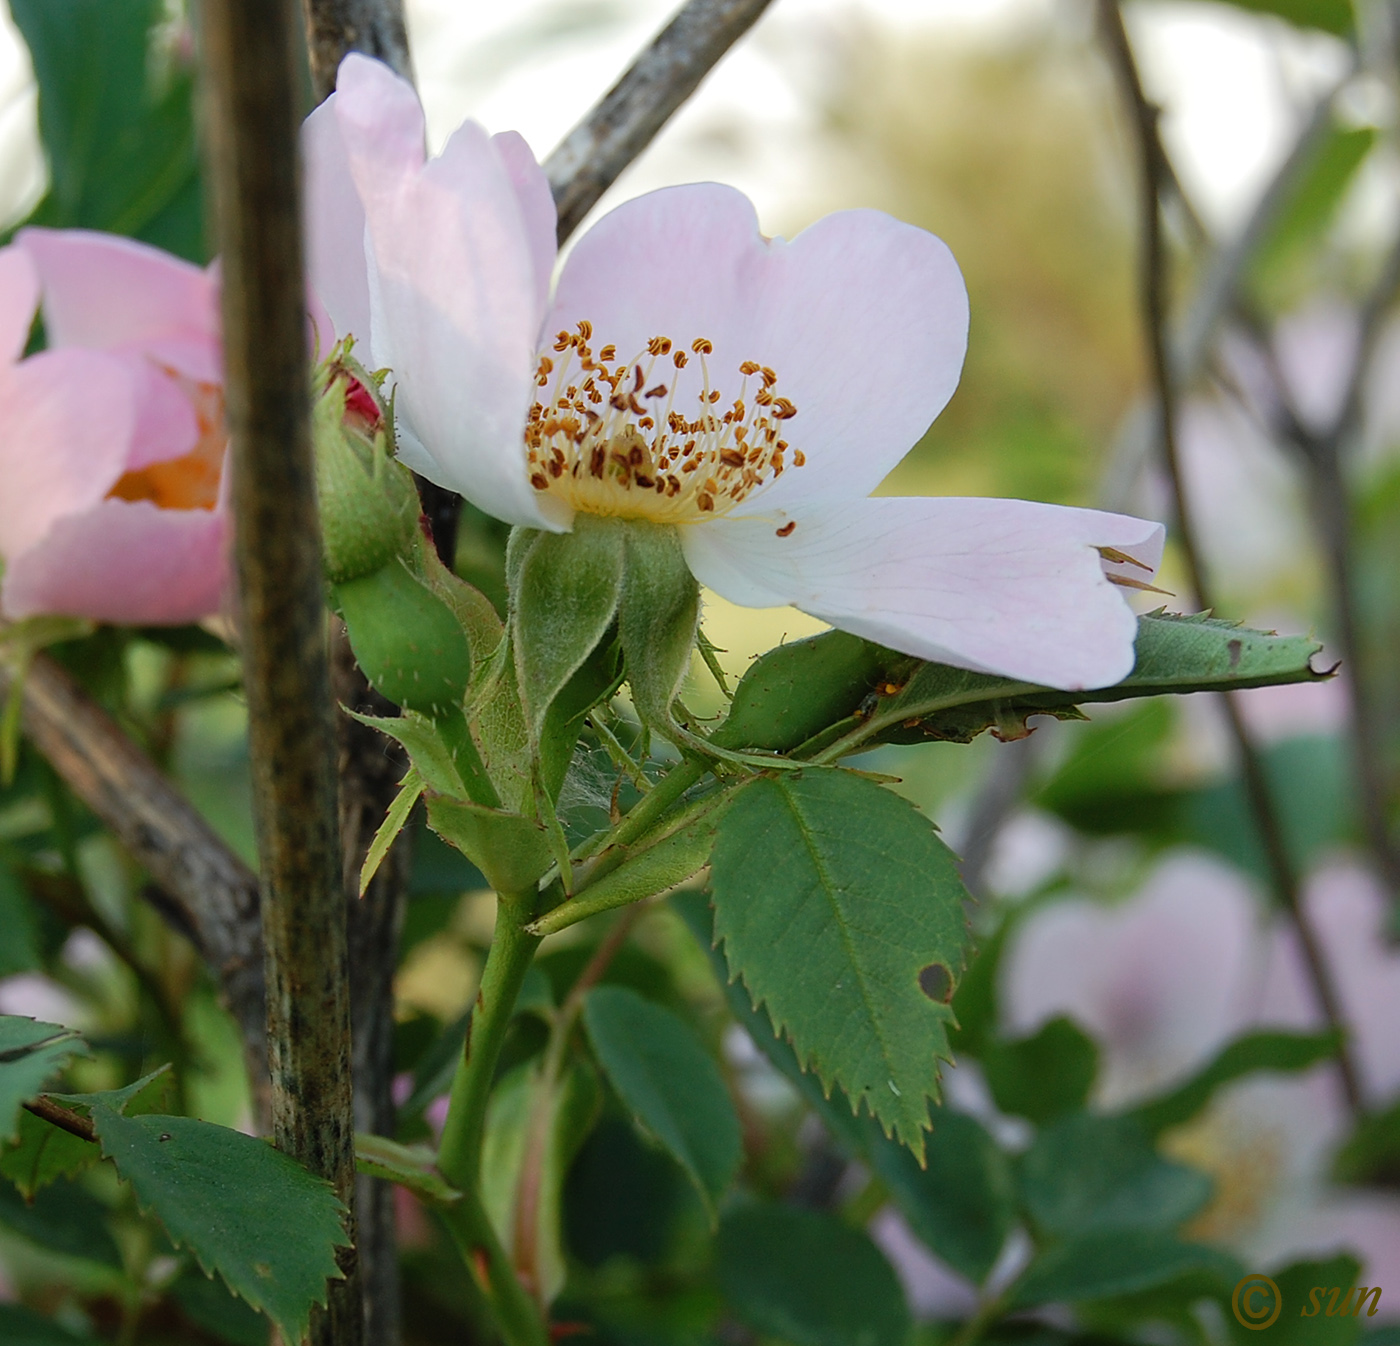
[108,379,226,512]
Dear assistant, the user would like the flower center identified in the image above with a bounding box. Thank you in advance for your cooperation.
[109,378,226,512]
[525,322,805,528]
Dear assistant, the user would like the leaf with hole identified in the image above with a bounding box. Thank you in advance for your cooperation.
[91,1108,349,1344]
[709,769,970,1156]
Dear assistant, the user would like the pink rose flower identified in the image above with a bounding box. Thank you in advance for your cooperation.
[304,55,1165,692]
[0,229,228,626]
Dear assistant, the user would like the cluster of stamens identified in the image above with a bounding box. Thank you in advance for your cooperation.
[524,321,805,530]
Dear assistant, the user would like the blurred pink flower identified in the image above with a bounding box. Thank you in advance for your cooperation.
[1004,853,1400,1289]
[0,229,228,625]
[303,55,1165,691]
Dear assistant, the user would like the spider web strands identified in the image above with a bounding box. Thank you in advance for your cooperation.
[200,2,362,1344]
[1096,0,1365,1115]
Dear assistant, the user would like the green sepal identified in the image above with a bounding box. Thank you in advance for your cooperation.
[312,367,419,584]
[617,523,700,733]
[509,519,625,737]
[334,561,472,719]
[358,769,425,897]
[539,632,625,800]
[425,795,554,894]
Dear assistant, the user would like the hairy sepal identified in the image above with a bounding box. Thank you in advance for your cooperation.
[619,524,700,734]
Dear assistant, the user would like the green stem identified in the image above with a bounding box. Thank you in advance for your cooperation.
[437,1188,549,1346]
[436,892,542,1196]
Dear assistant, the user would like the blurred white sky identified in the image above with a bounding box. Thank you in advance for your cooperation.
[0,0,1358,239]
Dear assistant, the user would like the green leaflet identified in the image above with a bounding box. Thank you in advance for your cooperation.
[92,1109,350,1346]
[982,1017,1099,1123]
[353,1134,461,1206]
[717,1203,910,1346]
[708,769,970,1157]
[1128,1029,1340,1138]
[2,1064,171,1198]
[0,1016,88,1146]
[1017,1113,1212,1238]
[1010,1230,1239,1309]
[583,986,741,1220]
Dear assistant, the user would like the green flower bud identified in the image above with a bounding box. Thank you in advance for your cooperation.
[312,362,420,585]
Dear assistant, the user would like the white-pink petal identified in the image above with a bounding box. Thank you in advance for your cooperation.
[545,184,968,515]
[17,228,221,384]
[329,54,554,528]
[0,244,39,364]
[303,92,372,351]
[1,497,228,625]
[491,130,557,316]
[681,497,1165,690]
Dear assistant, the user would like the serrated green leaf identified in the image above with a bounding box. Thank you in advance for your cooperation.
[709,769,969,1156]
[583,985,741,1219]
[675,889,1015,1283]
[982,1017,1098,1124]
[1130,1030,1339,1138]
[91,1109,349,1344]
[0,1016,88,1146]
[1010,1230,1238,1309]
[3,1064,171,1198]
[11,0,206,259]
[717,1203,910,1346]
[1018,1113,1212,1238]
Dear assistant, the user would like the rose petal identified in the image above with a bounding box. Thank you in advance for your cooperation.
[681,496,1165,690]
[546,183,968,515]
[334,55,553,528]
[0,244,39,364]
[491,130,557,315]
[125,360,200,471]
[17,228,221,384]
[0,349,137,558]
[303,84,372,349]
[2,497,228,624]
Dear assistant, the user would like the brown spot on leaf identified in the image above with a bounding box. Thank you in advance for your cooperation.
[1228,638,1242,668]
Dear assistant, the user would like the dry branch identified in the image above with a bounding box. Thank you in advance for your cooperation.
[546,0,774,241]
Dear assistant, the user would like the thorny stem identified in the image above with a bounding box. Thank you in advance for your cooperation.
[1099,0,1365,1113]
